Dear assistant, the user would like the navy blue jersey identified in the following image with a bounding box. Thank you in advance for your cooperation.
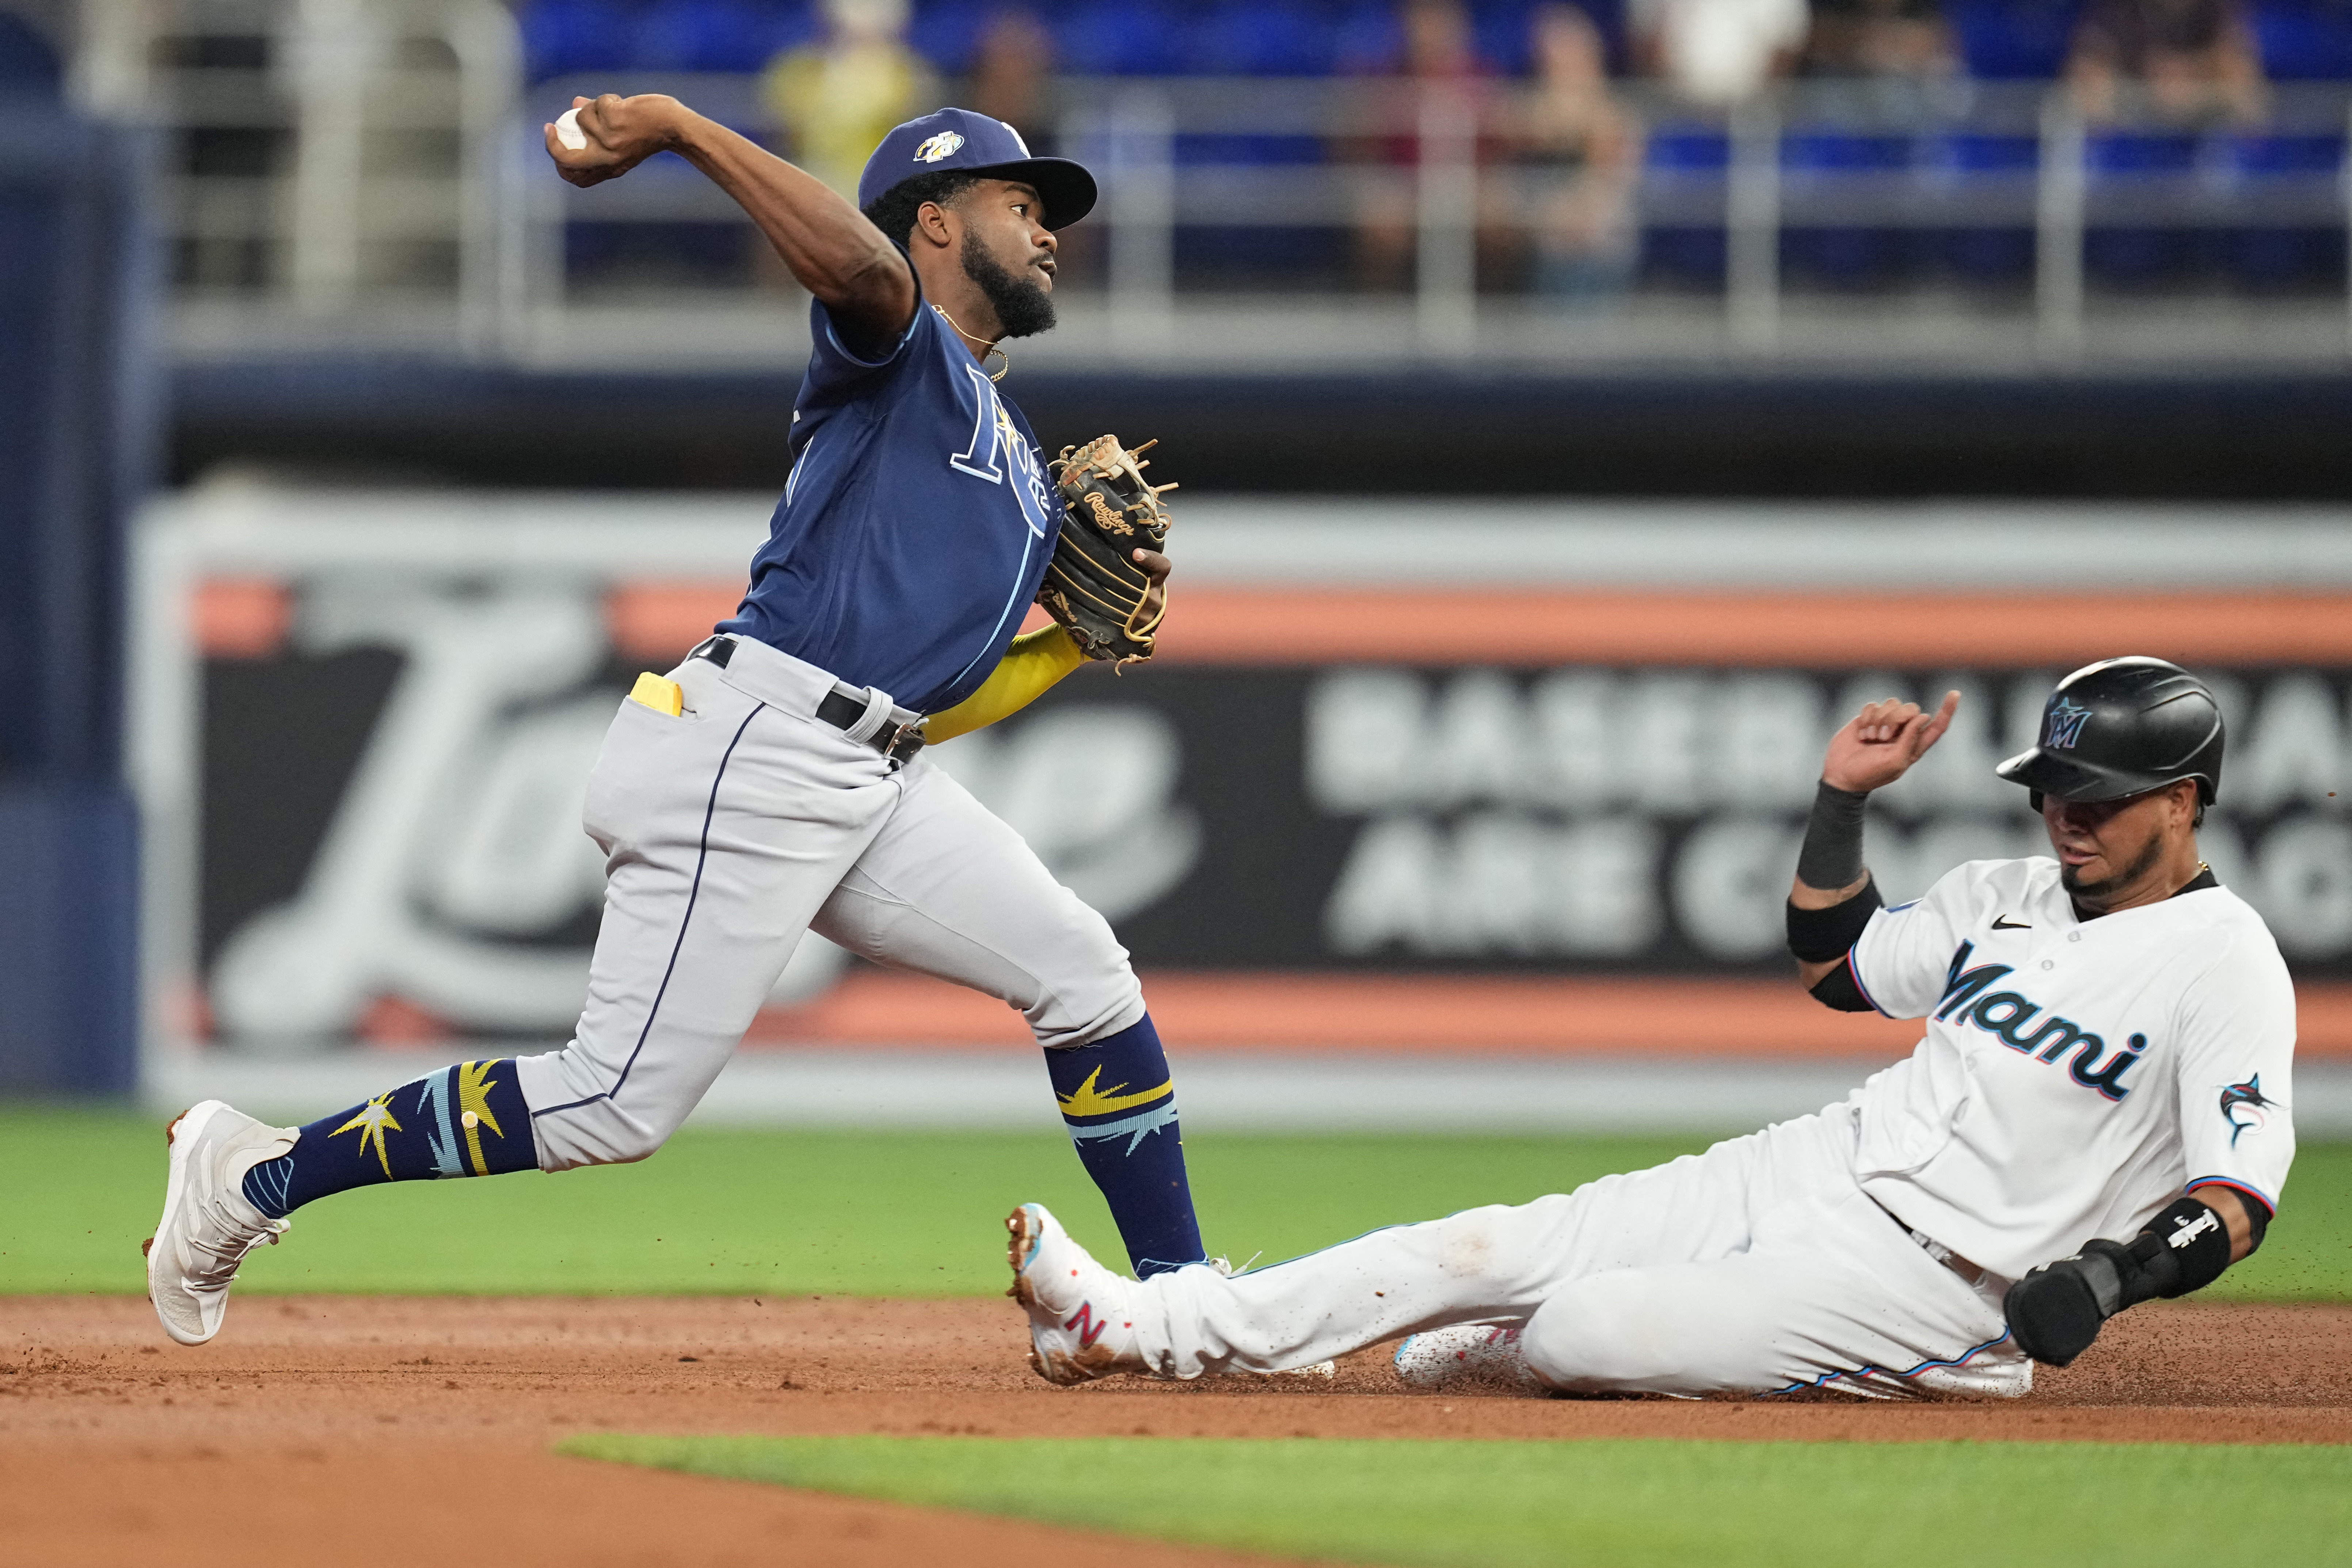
[716,286,1059,714]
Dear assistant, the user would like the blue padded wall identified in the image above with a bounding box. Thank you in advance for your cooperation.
[0,85,160,1096]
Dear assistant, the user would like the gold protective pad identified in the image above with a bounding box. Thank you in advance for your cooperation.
[629,672,684,716]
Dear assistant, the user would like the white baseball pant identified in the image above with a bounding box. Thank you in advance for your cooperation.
[514,635,1145,1169]
[1127,1101,2032,1399]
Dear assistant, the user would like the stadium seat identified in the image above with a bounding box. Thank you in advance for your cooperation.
[2249,0,2352,79]
[1055,0,1188,76]
[1188,0,1342,75]
[1779,127,1914,286]
[519,0,637,82]
[907,0,988,74]
[1641,123,1730,283]
[1941,0,2083,79]
[2083,129,2200,283]
[2213,130,2348,287]
[1333,0,1409,73]
[1471,0,1538,75]
[631,0,811,73]
[1921,130,2040,281]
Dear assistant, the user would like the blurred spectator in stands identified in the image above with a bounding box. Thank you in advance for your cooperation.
[1517,4,1643,306]
[1352,0,1512,291]
[1630,0,1808,105]
[970,8,1057,153]
[763,0,939,198]
[1802,0,1963,119]
[2065,0,2268,124]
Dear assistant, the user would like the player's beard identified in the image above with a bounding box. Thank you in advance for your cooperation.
[2059,828,2167,904]
[961,230,1057,339]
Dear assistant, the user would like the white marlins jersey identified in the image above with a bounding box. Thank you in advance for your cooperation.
[1843,856,2296,1282]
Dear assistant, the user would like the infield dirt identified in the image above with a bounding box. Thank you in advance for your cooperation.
[6,1295,2349,1567]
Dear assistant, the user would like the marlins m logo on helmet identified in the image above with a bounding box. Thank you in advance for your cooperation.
[2043,696,2093,749]
[913,131,965,163]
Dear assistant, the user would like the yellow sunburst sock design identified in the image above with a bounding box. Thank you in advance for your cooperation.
[455,1059,509,1175]
[1056,1065,1175,1119]
[1043,1014,1204,1278]
[330,1092,403,1178]
[240,1056,544,1220]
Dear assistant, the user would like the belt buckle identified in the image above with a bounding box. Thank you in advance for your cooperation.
[878,717,926,766]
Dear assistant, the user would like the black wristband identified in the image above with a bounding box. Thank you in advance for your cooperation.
[1787,876,1883,964]
[1807,959,1875,1012]
[2128,1195,2234,1300]
[1795,780,1870,892]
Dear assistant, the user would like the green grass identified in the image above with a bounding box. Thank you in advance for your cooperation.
[5,1103,2347,1299]
[564,1434,2352,1567]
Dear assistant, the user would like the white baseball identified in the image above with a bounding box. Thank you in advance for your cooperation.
[555,107,587,151]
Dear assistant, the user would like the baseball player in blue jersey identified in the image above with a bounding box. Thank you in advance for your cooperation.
[144,101,1211,1345]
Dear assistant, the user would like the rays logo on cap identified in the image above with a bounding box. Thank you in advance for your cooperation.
[2043,695,2093,749]
[913,131,965,163]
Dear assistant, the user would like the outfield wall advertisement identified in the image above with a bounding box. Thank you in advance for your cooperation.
[135,490,2352,1061]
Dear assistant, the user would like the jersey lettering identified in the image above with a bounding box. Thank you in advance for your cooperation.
[949,363,1006,483]
[1005,423,1054,539]
[1933,941,2146,1102]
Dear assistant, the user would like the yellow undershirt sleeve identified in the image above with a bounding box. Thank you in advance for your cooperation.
[923,623,1088,743]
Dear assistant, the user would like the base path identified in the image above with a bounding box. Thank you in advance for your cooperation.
[6,1296,2348,1567]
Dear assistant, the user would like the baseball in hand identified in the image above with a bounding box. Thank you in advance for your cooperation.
[555,107,587,151]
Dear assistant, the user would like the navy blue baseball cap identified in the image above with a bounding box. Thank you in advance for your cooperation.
[857,107,1097,229]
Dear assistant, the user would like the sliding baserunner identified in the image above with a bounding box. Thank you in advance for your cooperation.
[1007,658,2293,1398]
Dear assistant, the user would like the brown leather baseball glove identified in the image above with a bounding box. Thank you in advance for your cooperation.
[1037,434,1175,668]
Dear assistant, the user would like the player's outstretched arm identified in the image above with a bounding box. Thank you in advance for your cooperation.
[926,549,1171,742]
[2004,1184,2263,1367]
[544,94,915,341]
[1788,691,1960,995]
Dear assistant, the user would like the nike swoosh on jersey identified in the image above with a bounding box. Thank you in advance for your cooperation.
[1991,916,2032,930]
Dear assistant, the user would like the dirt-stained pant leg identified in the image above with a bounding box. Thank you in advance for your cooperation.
[810,754,1147,1050]
[1131,1104,2024,1396]
[515,655,905,1168]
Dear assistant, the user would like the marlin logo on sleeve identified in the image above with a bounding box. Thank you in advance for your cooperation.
[2220,1075,2275,1147]
[2043,696,2094,749]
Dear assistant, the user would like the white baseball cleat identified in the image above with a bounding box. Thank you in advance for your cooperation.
[1393,1322,1547,1393]
[1006,1202,1144,1385]
[143,1100,298,1346]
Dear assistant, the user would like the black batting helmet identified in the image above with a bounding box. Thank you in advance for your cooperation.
[1996,657,2225,808]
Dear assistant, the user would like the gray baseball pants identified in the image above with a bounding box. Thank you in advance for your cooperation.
[513,635,1145,1168]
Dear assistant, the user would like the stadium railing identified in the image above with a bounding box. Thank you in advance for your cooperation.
[140,0,2352,365]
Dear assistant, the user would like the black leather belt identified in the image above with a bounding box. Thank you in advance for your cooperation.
[1872,1197,1982,1282]
[690,636,926,766]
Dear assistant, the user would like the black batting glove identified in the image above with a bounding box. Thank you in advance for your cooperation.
[2003,1240,2136,1366]
[2004,1197,2237,1367]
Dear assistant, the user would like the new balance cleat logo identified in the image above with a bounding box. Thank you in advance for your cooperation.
[1064,1301,1110,1350]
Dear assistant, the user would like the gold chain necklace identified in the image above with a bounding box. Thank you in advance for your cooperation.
[931,304,1008,381]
